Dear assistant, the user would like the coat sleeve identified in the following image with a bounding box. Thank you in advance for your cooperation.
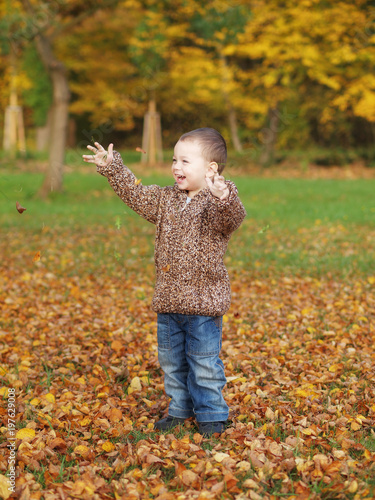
[97,151,162,225]
[208,180,246,236]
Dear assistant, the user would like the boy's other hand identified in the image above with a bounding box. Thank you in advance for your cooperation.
[206,173,230,200]
[83,142,113,167]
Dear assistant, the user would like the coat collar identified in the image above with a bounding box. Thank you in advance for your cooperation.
[172,182,210,201]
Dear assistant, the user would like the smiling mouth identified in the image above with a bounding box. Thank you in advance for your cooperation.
[176,175,186,182]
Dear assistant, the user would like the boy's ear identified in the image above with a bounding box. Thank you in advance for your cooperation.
[206,162,218,177]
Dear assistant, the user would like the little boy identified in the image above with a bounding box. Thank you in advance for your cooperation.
[83,128,246,436]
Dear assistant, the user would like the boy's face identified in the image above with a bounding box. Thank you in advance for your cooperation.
[172,139,217,198]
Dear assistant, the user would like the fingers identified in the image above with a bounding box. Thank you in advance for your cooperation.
[83,142,112,164]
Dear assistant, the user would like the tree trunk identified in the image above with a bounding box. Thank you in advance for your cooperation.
[34,33,70,196]
[259,106,280,166]
[36,108,52,151]
[219,52,243,153]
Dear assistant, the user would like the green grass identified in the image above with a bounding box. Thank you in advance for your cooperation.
[0,158,374,277]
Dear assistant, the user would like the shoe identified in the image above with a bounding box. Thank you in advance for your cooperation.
[154,416,185,431]
[198,421,226,436]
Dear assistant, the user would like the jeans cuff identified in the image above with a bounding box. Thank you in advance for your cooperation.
[195,411,229,423]
[169,410,195,419]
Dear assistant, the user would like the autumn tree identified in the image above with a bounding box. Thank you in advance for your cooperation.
[232,0,375,161]
[2,0,121,195]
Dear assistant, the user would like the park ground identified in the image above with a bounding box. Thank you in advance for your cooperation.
[0,154,374,499]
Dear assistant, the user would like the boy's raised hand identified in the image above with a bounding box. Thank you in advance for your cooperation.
[83,142,113,167]
[206,173,230,200]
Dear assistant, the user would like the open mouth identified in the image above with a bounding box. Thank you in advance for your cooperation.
[176,175,186,182]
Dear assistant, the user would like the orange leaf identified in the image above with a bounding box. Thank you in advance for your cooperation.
[111,340,123,352]
[136,147,146,154]
[109,408,122,423]
[33,251,41,262]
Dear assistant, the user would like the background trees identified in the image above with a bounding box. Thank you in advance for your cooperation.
[1,0,374,187]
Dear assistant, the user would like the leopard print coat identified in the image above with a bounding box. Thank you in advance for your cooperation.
[97,152,246,316]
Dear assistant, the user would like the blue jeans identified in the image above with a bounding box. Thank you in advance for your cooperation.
[157,313,229,423]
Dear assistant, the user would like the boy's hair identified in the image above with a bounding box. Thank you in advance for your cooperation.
[179,128,227,173]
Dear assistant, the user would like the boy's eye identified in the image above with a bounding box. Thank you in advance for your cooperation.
[183,160,188,164]
[172,158,176,163]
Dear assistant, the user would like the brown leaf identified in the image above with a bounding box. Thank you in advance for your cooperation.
[136,147,146,154]
[180,469,199,486]
[145,453,166,465]
[16,201,27,213]
[49,437,67,451]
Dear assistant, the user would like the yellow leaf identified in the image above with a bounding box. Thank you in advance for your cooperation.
[301,428,315,436]
[213,452,230,462]
[348,480,358,493]
[0,387,7,397]
[44,393,55,403]
[265,407,275,420]
[74,445,89,456]
[350,421,361,431]
[102,441,115,452]
[135,178,142,185]
[142,398,154,408]
[329,363,343,372]
[79,417,91,426]
[130,376,142,391]
[0,474,11,500]
[29,398,40,406]
[16,428,36,440]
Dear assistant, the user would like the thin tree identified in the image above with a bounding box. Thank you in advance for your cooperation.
[17,0,119,196]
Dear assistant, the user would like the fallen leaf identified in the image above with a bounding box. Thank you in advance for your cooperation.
[33,251,41,262]
[102,441,115,452]
[16,428,36,441]
[213,452,230,462]
[74,445,89,456]
[0,475,12,499]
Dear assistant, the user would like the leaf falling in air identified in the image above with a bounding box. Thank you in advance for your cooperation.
[136,147,147,154]
[16,201,26,214]
[258,224,270,234]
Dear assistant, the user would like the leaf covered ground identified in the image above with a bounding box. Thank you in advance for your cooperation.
[0,170,375,500]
